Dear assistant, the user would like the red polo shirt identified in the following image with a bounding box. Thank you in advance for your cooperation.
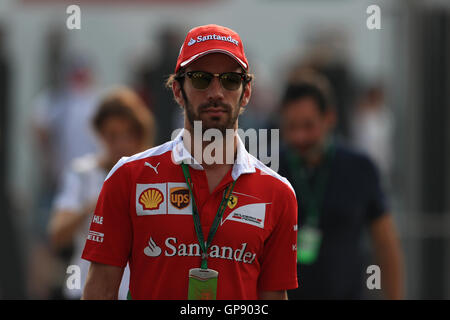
[82,130,298,299]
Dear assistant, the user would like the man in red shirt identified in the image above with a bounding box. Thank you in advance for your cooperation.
[82,24,298,300]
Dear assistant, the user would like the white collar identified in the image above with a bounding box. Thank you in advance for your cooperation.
[171,128,256,180]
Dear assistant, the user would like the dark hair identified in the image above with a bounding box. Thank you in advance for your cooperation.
[92,87,156,148]
[281,70,335,114]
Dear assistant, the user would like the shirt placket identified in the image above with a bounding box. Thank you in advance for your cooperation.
[189,167,234,241]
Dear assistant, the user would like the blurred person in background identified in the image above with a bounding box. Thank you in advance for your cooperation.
[30,27,68,234]
[351,85,393,184]
[29,47,99,298]
[238,61,277,131]
[0,20,26,299]
[132,25,184,144]
[278,70,404,299]
[287,29,357,142]
[48,87,156,299]
[237,61,278,160]
[32,54,99,194]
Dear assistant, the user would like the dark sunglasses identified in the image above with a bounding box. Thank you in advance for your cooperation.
[177,71,251,91]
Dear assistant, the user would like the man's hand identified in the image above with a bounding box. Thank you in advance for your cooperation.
[258,290,288,300]
[48,200,97,251]
[370,214,405,299]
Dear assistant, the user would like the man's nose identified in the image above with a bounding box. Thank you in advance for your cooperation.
[206,76,225,101]
[292,129,310,145]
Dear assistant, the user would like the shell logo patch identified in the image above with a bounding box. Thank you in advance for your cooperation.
[139,188,164,210]
[136,183,191,216]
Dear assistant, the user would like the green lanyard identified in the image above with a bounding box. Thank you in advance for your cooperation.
[181,163,237,270]
[287,143,335,227]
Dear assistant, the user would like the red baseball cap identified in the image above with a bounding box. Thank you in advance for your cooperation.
[175,24,249,73]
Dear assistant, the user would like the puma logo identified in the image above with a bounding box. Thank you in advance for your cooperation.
[145,162,160,174]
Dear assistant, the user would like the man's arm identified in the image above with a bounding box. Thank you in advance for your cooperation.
[48,202,96,250]
[82,262,124,300]
[258,290,288,300]
[370,214,404,300]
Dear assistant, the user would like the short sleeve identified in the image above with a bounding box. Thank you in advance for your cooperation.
[257,187,298,292]
[81,163,132,268]
[365,157,389,222]
[53,169,83,213]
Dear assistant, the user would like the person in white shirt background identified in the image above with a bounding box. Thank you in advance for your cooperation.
[351,85,393,184]
[48,87,156,299]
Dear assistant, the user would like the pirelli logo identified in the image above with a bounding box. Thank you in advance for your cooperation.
[87,231,104,243]
[170,187,190,209]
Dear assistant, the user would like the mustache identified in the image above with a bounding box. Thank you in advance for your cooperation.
[198,101,232,112]
[296,143,324,156]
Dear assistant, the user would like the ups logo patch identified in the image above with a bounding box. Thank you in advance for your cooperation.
[170,187,190,209]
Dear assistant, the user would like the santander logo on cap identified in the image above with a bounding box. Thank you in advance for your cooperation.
[187,34,239,47]
[187,38,196,46]
[175,24,249,73]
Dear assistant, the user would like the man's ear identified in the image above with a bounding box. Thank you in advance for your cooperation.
[172,80,185,107]
[240,81,252,108]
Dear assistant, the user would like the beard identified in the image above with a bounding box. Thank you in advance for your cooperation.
[295,138,328,162]
[184,99,241,134]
